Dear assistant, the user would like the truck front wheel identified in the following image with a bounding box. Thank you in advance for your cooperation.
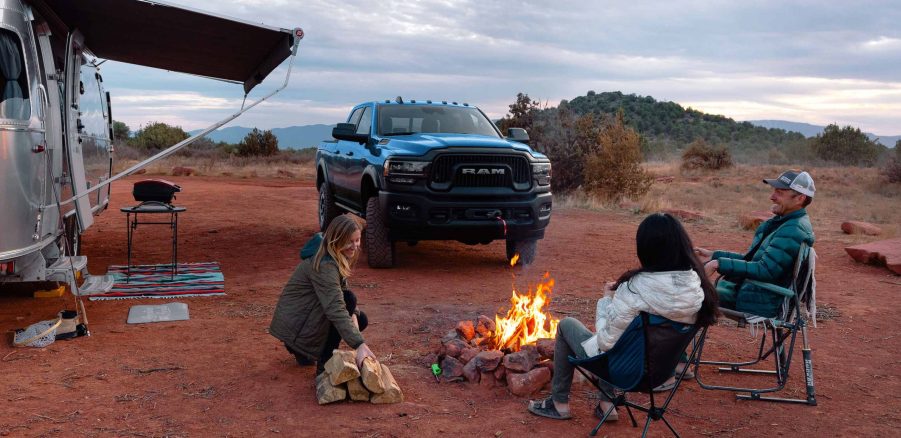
[506,239,537,265]
[318,183,341,232]
[365,197,395,268]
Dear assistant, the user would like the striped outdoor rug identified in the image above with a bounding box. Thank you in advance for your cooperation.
[86,262,225,300]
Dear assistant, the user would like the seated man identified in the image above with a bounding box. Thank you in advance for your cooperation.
[695,170,815,318]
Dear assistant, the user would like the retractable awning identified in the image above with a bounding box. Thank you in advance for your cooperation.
[33,0,296,93]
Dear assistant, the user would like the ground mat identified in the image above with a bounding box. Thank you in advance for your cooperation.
[85,262,225,300]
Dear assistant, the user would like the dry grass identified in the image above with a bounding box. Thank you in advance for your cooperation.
[113,150,316,180]
[562,162,901,238]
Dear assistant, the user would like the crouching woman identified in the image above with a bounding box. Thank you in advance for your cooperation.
[270,215,376,374]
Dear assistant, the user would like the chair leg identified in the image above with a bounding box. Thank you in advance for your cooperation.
[624,404,638,427]
[590,405,618,437]
[661,415,681,438]
[641,415,653,438]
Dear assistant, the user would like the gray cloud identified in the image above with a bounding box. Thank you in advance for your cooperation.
[103,0,901,135]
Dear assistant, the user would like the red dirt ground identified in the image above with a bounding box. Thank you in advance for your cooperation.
[2,176,899,437]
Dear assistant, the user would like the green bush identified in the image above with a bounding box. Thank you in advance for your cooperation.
[811,124,883,166]
[681,139,733,170]
[582,111,653,200]
[237,128,279,157]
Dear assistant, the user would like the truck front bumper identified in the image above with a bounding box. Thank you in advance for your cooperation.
[379,190,552,242]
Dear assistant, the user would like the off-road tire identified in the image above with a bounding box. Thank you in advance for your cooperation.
[318,182,341,232]
[365,197,395,268]
[506,239,538,265]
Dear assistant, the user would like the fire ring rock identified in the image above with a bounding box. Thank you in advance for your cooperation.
[444,339,469,358]
[440,356,465,381]
[506,367,552,396]
[503,349,539,373]
[456,320,476,341]
[473,350,504,372]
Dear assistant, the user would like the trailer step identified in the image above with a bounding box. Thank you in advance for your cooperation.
[47,256,88,274]
[75,274,116,295]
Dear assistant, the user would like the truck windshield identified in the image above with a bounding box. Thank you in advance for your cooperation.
[377,105,500,138]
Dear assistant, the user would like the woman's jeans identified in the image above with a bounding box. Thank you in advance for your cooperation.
[551,317,614,403]
[284,289,368,373]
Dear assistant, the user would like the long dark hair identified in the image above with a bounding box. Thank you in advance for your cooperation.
[613,213,719,326]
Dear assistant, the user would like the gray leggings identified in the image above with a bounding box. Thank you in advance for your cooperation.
[551,317,615,403]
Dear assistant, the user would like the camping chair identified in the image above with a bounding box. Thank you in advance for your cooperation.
[569,312,706,437]
[693,243,817,405]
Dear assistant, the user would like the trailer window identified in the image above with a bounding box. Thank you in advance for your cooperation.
[0,28,30,120]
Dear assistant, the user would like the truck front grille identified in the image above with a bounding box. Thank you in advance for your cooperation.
[429,154,530,190]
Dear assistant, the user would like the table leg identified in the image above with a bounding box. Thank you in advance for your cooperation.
[172,212,178,279]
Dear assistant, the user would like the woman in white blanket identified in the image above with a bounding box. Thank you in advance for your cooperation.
[528,212,719,421]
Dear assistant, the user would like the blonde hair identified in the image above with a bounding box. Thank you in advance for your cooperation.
[313,215,361,278]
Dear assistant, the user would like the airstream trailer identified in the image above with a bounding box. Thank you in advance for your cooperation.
[0,0,300,293]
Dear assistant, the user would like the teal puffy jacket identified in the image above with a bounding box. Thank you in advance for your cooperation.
[713,208,814,317]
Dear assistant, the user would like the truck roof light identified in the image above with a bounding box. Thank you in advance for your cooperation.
[395,96,403,104]
[411,99,416,103]
[442,101,447,104]
[385,99,390,103]
[427,100,432,103]
[463,103,469,106]
[452,102,457,105]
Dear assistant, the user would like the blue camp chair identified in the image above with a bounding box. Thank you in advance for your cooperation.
[693,243,817,405]
[569,312,706,437]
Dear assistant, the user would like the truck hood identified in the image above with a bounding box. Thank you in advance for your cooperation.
[381,133,546,159]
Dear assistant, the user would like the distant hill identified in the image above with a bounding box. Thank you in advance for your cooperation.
[189,124,334,149]
[749,120,899,148]
[556,91,809,159]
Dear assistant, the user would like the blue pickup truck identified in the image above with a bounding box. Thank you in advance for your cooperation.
[315,97,553,268]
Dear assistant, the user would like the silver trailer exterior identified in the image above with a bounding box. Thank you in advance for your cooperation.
[0,0,299,288]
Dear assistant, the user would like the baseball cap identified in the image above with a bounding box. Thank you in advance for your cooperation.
[763,170,815,198]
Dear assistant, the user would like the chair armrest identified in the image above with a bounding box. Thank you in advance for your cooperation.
[745,279,794,298]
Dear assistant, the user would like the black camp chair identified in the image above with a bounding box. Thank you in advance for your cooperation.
[569,312,706,437]
[693,243,817,405]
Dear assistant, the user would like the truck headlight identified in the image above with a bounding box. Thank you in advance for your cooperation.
[385,159,429,183]
[532,162,551,186]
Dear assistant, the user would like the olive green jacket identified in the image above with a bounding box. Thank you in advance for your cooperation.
[269,236,364,361]
[713,208,815,317]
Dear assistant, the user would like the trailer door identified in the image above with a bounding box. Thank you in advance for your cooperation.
[62,31,93,231]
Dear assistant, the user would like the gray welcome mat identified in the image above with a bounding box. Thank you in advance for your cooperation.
[127,302,190,324]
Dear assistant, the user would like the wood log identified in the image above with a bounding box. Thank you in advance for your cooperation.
[316,372,347,405]
[324,350,360,385]
[370,364,404,404]
[360,356,387,394]
[346,377,371,402]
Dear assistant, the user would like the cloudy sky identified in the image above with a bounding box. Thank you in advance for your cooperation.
[102,0,901,136]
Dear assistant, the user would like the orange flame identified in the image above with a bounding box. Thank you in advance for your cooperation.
[489,270,559,352]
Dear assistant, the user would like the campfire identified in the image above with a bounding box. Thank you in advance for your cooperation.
[431,254,559,396]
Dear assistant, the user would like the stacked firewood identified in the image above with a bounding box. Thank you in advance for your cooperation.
[430,315,556,396]
[316,350,403,405]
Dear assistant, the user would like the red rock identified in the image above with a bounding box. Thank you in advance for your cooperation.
[444,339,468,358]
[133,168,147,175]
[440,356,465,381]
[476,315,495,337]
[536,360,554,376]
[460,347,480,364]
[441,330,460,343]
[841,221,882,236]
[456,320,476,341]
[479,371,497,388]
[503,349,539,373]
[419,352,439,367]
[506,367,552,397]
[493,364,506,381]
[473,350,504,372]
[662,208,705,222]
[470,337,489,347]
[536,338,555,359]
[845,238,901,275]
[462,359,480,383]
[172,166,194,176]
[739,210,773,230]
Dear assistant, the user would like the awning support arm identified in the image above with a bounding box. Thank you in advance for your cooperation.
[57,28,304,207]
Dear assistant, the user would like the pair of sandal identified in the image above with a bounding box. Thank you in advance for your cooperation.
[528,397,620,422]
[652,363,695,392]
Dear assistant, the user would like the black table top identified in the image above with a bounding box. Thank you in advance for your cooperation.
[120,202,186,214]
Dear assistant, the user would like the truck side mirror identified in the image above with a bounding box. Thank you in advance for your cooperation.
[507,127,530,145]
[332,123,369,143]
